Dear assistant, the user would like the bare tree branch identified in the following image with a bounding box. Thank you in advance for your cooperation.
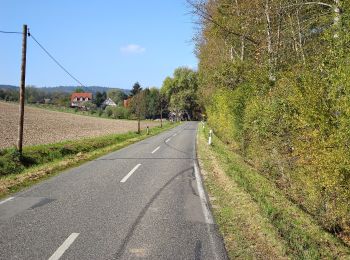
[186,0,259,45]
[282,1,333,9]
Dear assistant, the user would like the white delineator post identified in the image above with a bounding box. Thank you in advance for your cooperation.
[208,129,213,145]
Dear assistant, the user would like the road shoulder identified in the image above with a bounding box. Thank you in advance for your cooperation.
[197,126,350,259]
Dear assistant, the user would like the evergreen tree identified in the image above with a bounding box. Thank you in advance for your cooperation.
[130,82,142,96]
[94,91,107,107]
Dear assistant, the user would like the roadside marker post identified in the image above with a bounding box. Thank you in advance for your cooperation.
[146,126,149,135]
[208,129,213,145]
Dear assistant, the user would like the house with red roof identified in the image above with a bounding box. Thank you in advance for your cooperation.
[123,98,131,108]
[71,92,93,108]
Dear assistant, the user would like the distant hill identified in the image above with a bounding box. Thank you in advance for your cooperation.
[0,85,130,95]
[0,85,18,90]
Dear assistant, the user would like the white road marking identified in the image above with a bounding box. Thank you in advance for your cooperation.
[120,164,142,183]
[0,197,14,205]
[173,133,177,137]
[48,233,79,260]
[151,146,160,154]
[194,163,214,224]
[165,138,171,143]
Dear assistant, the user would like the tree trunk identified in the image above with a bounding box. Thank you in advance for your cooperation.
[265,0,275,82]
[160,107,163,128]
[296,8,306,64]
[333,0,341,38]
[240,36,245,61]
[138,114,141,134]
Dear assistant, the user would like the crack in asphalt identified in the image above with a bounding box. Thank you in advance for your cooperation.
[195,240,203,260]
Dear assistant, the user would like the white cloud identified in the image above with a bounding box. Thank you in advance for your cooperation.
[120,44,145,54]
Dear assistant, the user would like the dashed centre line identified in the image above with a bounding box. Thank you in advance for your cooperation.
[120,164,142,183]
[151,146,160,154]
[48,233,79,260]
[173,133,177,137]
[165,138,171,143]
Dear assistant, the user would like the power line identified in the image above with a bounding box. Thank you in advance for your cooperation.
[28,29,85,87]
[0,30,22,34]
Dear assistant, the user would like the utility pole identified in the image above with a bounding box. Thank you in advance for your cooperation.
[17,24,28,155]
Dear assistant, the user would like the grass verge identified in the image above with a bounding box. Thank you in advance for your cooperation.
[197,126,350,259]
[0,122,179,198]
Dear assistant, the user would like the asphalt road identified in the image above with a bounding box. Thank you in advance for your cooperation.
[0,122,227,260]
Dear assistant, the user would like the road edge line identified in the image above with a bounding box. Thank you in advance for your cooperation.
[194,162,214,224]
[0,196,14,205]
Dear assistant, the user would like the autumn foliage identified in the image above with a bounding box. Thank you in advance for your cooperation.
[191,0,350,240]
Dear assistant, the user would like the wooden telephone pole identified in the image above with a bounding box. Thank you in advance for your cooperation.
[17,24,28,154]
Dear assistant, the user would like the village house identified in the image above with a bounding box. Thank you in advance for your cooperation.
[102,98,117,108]
[70,92,93,108]
[123,98,131,108]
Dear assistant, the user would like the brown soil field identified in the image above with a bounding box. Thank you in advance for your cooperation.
[0,102,158,149]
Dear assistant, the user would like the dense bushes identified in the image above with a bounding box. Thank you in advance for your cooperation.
[104,106,131,119]
[205,67,350,237]
[193,0,350,241]
[199,127,350,258]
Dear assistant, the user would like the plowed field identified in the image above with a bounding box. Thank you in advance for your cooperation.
[0,102,157,149]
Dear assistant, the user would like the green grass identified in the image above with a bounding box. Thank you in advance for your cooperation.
[0,122,179,198]
[28,103,129,120]
[197,126,350,259]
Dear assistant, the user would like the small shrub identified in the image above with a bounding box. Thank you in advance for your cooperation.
[105,106,113,117]
[0,148,24,176]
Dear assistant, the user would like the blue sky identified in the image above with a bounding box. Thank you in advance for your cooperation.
[0,0,197,89]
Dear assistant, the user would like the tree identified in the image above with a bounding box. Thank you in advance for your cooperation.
[159,93,168,127]
[145,87,161,119]
[75,87,84,93]
[130,90,147,133]
[55,94,70,107]
[160,67,199,120]
[94,91,107,107]
[25,86,40,103]
[0,89,19,102]
[107,89,127,106]
[189,0,350,238]
[130,82,142,96]
[169,92,186,121]
[84,101,97,111]
[160,77,174,97]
